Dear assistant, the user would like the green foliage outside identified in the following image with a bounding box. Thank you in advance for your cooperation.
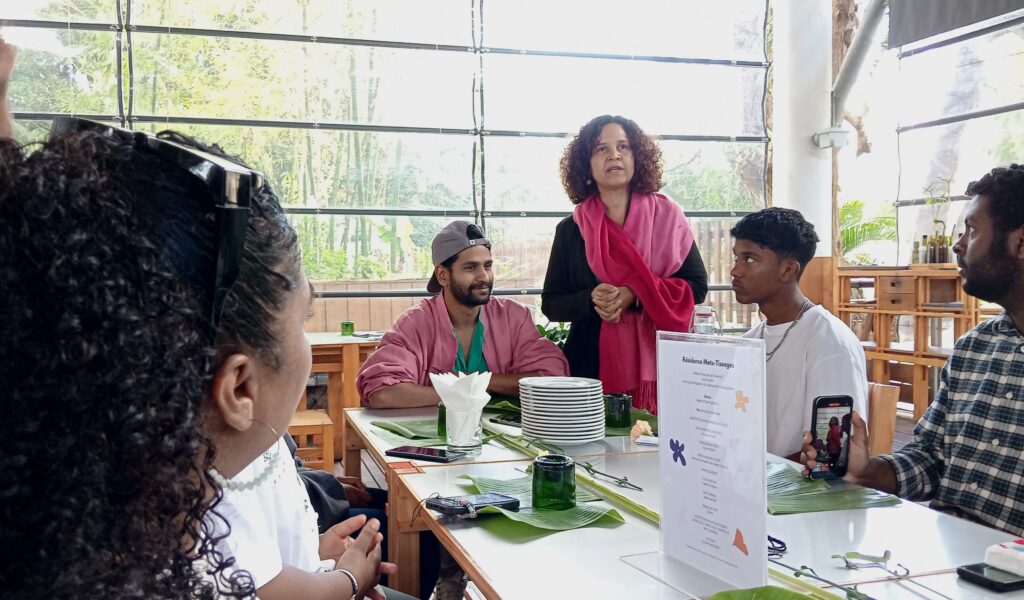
[10,0,767,285]
[839,199,896,264]
[10,0,456,283]
[662,145,764,212]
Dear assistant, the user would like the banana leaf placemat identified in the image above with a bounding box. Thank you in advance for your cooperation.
[767,462,900,515]
[454,474,624,531]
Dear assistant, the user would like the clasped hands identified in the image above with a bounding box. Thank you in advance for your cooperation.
[591,283,636,324]
[319,514,396,600]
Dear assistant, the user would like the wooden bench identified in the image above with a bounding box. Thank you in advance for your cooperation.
[288,409,334,472]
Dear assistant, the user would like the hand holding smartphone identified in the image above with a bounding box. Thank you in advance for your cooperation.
[809,395,853,480]
[384,445,465,463]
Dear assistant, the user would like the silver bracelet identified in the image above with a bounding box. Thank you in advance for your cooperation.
[337,568,359,600]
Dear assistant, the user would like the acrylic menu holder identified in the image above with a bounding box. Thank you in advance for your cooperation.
[623,332,768,595]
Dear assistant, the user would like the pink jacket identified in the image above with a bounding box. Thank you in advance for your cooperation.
[357,294,569,403]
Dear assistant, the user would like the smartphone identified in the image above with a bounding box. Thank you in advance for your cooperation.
[489,413,522,426]
[384,445,465,463]
[425,493,520,516]
[809,395,854,480]
[958,563,1024,592]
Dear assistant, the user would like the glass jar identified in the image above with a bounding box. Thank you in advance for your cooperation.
[340,320,356,336]
[691,305,719,335]
[532,454,576,510]
[604,393,632,428]
[445,409,483,456]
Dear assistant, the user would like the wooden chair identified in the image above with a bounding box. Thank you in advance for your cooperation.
[288,409,335,472]
[867,382,900,455]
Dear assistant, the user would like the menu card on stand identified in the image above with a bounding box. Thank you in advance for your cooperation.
[623,332,767,596]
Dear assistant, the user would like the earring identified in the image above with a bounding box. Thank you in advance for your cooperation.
[250,418,282,440]
[586,178,593,186]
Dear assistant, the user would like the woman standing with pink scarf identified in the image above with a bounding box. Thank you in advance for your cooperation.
[542,115,708,414]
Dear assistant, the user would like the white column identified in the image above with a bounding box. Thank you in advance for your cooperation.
[773,0,833,257]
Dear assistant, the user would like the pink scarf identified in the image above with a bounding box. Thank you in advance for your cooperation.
[574,192,696,413]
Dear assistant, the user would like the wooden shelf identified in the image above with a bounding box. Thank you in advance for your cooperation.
[838,267,984,420]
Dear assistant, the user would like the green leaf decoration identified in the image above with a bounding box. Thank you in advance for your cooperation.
[605,408,659,437]
[458,474,624,531]
[370,420,445,448]
[768,462,829,495]
[710,585,822,600]
[767,463,901,515]
[834,550,891,565]
[486,398,523,413]
[475,503,624,531]
[457,475,599,503]
[575,469,660,524]
[371,419,439,439]
[481,429,660,523]
[371,428,446,449]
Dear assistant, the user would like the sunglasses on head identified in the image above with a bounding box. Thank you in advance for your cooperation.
[48,117,263,341]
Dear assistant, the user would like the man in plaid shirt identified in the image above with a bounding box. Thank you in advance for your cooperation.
[803,164,1024,536]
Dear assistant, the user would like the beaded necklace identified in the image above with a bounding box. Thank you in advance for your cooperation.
[209,443,282,492]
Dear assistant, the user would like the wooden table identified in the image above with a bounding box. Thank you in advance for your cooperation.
[344,409,1024,598]
[395,453,1024,599]
[306,332,380,452]
[343,406,656,596]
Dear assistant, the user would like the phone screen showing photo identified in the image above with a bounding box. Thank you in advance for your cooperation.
[811,397,853,478]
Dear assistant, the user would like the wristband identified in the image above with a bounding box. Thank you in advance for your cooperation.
[337,568,359,600]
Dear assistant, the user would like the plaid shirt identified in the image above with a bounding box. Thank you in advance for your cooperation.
[881,312,1024,535]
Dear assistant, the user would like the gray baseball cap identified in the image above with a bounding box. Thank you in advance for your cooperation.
[427,221,491,293]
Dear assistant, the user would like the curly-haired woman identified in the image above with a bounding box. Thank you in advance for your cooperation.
[542,115,708,413]
[0,119,387,598]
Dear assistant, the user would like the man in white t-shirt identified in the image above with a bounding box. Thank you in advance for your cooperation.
[730,208,868,459]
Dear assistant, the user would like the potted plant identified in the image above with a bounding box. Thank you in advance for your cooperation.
[537,321,569,349]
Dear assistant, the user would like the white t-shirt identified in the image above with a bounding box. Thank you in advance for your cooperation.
[744,305,868,457]
[209,437,327,589]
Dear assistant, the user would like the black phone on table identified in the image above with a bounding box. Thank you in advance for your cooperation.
[425,492,520,516]
[809,395,854,480]
[958,563,1024,592]
[384,445,465,463]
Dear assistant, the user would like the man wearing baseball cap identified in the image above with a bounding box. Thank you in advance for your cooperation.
[357,220,568,408]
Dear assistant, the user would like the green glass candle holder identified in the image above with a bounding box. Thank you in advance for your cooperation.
[605,394,632,428]
[340,320,355,336]
[532,454,576,510]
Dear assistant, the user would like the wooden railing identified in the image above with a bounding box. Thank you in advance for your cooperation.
[305,218,757,333]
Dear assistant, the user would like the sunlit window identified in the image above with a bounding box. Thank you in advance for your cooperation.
[4,0,767,332]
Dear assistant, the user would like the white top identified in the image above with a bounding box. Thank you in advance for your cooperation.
[210,437,326,589]
[744,305,868,457]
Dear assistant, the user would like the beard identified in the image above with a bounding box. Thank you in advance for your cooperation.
[450,279,493,306]
[961,234,1021,302]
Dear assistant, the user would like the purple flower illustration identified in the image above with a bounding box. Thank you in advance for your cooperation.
[669,438,686,466]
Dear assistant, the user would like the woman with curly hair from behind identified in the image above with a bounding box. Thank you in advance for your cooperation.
[542,115,708,413]
[0,116,387,598]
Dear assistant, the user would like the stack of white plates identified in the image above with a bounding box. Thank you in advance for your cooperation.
[519,376,605,446]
